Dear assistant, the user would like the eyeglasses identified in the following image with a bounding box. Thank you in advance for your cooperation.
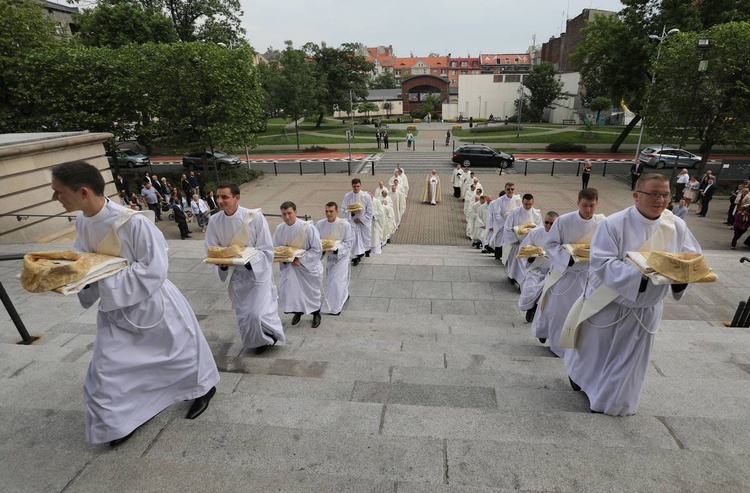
[636,191,670,200]
[544,221,554,225]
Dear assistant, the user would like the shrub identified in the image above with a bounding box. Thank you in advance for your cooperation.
[406,125,417,132]
[545,142,588,152]
[452,125,463,131]
[470,126,520,133]
[304,145,329,152]
[412,119,421,123]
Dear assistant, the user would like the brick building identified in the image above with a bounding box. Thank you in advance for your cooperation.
[447,56,481,89]
[393,55,450,87]
[479,53,532,74]
[540,9,616,72]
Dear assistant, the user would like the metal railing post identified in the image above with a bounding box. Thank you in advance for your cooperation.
[432,140,435,151]
[371,160,375,176]
[273,160,277,176]
[0,281,37,345]
[323,161,327,176]
[347,160,351,176]
[602,161,608,177]
[299,160,303,176]
[524,160,528,176]
[551,161,555,176]
[576,161,581,177]
[452,140,455,151]
[396,141,399,151]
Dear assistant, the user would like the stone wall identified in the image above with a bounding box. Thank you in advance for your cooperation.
[0,132,114,244]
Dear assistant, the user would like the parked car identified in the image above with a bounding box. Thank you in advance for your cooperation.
[109,149,151,168]
[182,151,242,170]
[452,144,515,168]
[637,146,701,169]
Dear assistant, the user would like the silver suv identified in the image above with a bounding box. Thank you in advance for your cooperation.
[637,146,701,169]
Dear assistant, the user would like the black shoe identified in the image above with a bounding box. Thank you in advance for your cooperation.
[590,409,603,414]
[508,277,516,285]
[312,312,321,328]
[569,377,581,392]
[186,386,216,419]
[365,250,370,257]
[352,257,360,266]
[291,313,302,325]
[254,345,269,355]
[526,306,537,323]
[538,338,547,344]
[109,429,136,447]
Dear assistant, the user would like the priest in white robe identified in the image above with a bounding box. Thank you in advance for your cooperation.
[342,178,373,266]
[464,184,477,221]
[518,211,557,322]
[495,183,523,262]
[565,175,701,415]
[370,191,386,254]
[374,181,388,198]
[503,193,543,286]
[379,189,397,240]
[475,195,491,248]
[205,183,285,353]
[421,169,441,205]
[451,164,463,198]
[389,184,403,226]
[51,161,219,446]
[533,188,604,357]
[397,169,409,197]
[483,194,501,256]
[274,201,324,328]
[315,202,355,315]
[466,191,481,240]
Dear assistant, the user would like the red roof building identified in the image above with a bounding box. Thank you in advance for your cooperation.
[479,53,533,74]
[447,57,481,89]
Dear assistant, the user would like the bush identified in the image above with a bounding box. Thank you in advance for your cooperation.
[412,118,422,123]
[304,145,329,152]
[406,125,417,132]
[545,142,588,152]
[452,125,463,131]
[470,126,520,133]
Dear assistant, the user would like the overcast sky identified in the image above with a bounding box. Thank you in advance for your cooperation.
[241,0,624,56]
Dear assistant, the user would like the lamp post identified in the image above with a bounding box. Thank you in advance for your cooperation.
[478,96,482,119]
[633,27,680,164]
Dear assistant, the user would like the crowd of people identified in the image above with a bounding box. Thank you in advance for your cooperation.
[452,164,703,416]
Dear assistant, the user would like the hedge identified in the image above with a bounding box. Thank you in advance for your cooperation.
[545,142,588,152]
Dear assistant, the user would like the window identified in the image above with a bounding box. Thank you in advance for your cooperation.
[505,75,521,83]
[440,69,446,75]
[451,61,457,67]
[452,79,457,84]
[452,70,456,75]
[461,61,468,67]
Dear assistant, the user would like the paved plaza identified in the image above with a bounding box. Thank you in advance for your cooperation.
[1,152,750,492]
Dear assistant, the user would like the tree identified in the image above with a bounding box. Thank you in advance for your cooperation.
[357,102,379,118]
[75,1,177,48]
[370,69,396,89]
[523,62,565,122]
[645,22,750,176]
[588,96,612,125]
[0,0,59,132]
[382,101,393,116]
[303,42,374,127]
[267,41,324,150]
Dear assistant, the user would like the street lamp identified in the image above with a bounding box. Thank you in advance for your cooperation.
[516,82,524,138]
[478,96,482,119]
[633,27,680,164]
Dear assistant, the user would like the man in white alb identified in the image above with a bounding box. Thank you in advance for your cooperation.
[503,193,543,286]
[342,178,373,266]
[518,211,558,323]
[274,201,324,328]
[451,163,463,198]
[51,161,219,447]
[565,175,700,415]
[315,202,355,315]
[533,188,604,357]
[494,182,522,261]
[422,169,441,205]
[205,182,285,354]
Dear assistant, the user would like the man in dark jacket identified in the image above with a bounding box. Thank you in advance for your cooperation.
[697,179,715,217]
[630,162,643,191]
[170,198,191,239]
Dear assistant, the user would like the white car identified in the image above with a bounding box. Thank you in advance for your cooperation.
[637,146,701,169]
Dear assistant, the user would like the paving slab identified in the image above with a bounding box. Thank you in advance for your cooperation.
[67,457,396,493]
[351,381,497,409]
[446,440,750,492]
[144,421,445,484]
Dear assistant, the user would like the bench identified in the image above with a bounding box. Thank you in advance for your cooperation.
[562,119,577,125]
[474,121,489,128]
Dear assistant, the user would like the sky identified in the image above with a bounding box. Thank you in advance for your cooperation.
[240,0,625,56]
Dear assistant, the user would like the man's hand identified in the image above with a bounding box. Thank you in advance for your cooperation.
[245,262,252,271]
[671,283,687,293]
[568,256,575,267]
[528,257,536,264]
[354,218,361,224]
[639,275,649,293]
[292,258,301,266]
